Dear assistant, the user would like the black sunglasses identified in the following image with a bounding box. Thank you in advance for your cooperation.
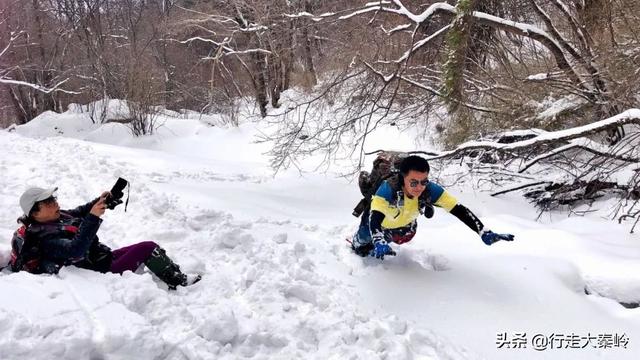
[409,179,429,188]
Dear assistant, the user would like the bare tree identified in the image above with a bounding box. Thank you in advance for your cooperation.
[171,0,330,119]
[1,0,76,124]
[264,0,640,171]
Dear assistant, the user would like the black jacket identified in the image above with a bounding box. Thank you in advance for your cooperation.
[21,198,113,273]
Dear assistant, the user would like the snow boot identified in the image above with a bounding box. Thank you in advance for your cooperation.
[352,242,374,257]
[144,247,202,290]
[350,235,374,257]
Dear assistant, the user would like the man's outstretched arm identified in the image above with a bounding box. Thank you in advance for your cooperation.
[428,182,515,245]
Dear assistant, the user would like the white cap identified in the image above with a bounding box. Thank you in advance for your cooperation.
[19,187,58,216]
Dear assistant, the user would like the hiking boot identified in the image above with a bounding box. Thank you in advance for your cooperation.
[183,273,203,287]
[164,272,203,290]
[352,242,374,257]
[351,230,375,257]
[144,247,202,290]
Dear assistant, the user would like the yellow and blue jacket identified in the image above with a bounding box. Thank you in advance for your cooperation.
[371,180,458,230]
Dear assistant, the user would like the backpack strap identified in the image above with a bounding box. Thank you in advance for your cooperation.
[385,174,404,208]
[389,174,433,214]
[418,185,432,215]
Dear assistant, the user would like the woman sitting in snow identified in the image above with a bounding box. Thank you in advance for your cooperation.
[8,187,201,290]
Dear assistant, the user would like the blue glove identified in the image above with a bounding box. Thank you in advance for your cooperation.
[371,232,396,260]
[373,240,394,259]
[481,229,515,246]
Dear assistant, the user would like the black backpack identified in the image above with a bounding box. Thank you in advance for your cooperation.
[4,215,109,274]
[7,225,42,273]
[352,151,407,217]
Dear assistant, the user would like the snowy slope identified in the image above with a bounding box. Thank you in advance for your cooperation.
[1,106,639,360]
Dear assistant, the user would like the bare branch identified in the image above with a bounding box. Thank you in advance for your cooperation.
[0,78,79,94]
[430,109,640,160]
[491,181,553,196]
[518,138,639,173]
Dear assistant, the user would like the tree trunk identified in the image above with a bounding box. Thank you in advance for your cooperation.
[282,19,294,91]
[8,86,31,124]
[253,48,269,118]
[159,1,176,109]
[32,0,56,115]
[443,0,480,111]
[301,0,317,88]
[264,37,281,108]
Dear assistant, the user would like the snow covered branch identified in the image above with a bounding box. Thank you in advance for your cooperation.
[490,181,552,196]
[429,109,640,161]
[518,138,638,173]
[423,108,640,218]
[396,24,451,63]
[0,78,79,94]
[0,31,24,59]
[178,37,271,57]
[0,29,77,95]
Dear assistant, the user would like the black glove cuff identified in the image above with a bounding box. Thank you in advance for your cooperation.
[423,203,434,218]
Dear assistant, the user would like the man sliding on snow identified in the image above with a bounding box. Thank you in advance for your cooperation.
[351,155,515,259]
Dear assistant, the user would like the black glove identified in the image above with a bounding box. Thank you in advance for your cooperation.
[423,202,434,219]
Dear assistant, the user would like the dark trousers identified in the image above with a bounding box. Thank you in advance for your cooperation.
[109,241,158,274]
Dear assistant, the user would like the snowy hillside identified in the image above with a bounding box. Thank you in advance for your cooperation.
[1,105,639,360]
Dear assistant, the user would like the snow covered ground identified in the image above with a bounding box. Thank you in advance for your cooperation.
[1,103,639,360]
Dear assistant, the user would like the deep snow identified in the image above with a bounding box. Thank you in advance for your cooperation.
[1,102,639,360]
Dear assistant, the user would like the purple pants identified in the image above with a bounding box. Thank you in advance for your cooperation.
[109,241,158,274]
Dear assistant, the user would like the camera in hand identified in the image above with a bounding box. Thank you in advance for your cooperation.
[105,177,128,210]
